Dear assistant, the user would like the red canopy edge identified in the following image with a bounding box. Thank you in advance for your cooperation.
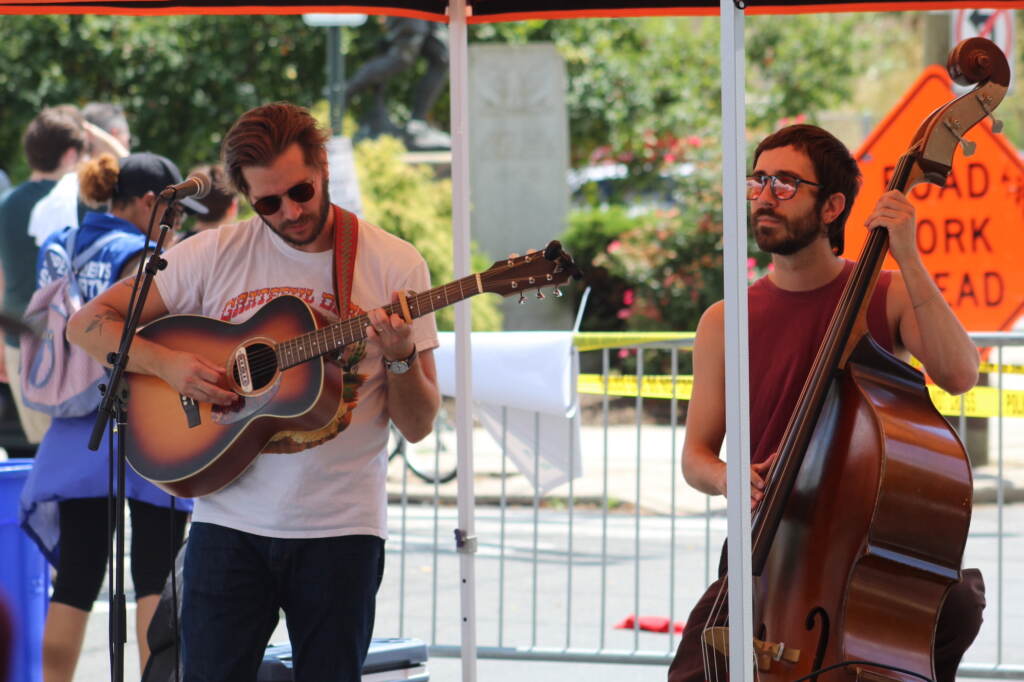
[0,0,448,19]
[0,0,1016,18]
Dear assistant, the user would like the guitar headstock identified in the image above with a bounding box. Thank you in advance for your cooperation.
[480,241,582,300]
[904,37,1010,190]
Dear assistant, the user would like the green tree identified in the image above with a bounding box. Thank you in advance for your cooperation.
[0,15,325,179]
[354,135,502,332]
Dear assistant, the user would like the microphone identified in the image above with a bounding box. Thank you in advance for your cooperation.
[159,172,211,200]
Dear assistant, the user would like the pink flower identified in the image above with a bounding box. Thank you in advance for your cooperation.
[623,289,635,305]
[607,240,622,254]
[617,308,631,320]
[747,257,756,269]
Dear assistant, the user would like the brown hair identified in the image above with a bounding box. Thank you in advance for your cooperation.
[221,102,328,196]
[753,124,861,256]
[190,163,236,223]
[23,105,86,173]
[77,153,121,208]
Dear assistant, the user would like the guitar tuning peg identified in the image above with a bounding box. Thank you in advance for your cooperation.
[553,286,563,298]
[518,292,527,305]
[536,290,545,300]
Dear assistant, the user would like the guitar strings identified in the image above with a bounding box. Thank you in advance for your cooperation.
[232,269,516,378]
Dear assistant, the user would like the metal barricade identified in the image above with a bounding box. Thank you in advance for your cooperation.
[377,331,1024,677]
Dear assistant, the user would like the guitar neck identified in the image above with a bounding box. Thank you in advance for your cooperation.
[275,274,483,370]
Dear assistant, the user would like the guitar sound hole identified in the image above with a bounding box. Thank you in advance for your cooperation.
[232,342,279,392]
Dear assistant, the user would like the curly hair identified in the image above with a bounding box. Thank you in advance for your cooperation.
[77,153,121,208]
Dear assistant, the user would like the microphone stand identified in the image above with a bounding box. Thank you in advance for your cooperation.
[88,198,176,682]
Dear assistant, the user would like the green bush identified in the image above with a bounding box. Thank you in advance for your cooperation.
[561,157,771,337]
[354,135,502,332]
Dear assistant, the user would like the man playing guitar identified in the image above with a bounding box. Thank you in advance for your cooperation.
[69,101,441,681]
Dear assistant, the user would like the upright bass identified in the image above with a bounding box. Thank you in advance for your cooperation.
[703,38,1008,681]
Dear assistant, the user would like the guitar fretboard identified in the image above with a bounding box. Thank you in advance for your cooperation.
[275,274,482,370]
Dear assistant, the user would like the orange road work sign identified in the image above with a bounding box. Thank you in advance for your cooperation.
[845,65,1024,332]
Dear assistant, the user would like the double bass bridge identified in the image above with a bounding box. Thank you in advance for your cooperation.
[702,626,801,673]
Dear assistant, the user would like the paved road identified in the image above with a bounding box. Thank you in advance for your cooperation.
[72,500,1023,681]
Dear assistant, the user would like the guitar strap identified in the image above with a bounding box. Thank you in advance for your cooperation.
[264,204,359,455]
[332,204,359,319]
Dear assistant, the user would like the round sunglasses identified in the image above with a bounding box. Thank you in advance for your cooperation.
[746,173,821,201]
[252,181,316,216]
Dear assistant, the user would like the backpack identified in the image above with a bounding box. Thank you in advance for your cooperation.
[19,227,123,418]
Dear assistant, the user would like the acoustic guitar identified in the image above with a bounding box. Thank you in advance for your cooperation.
[125,241,580,498]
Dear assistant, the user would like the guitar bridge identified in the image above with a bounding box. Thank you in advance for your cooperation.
[179,395,201,428]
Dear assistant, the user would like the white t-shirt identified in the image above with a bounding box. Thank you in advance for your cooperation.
[155,212,438,539]
[29,172,80,245]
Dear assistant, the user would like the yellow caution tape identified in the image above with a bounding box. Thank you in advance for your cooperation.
[907,357,1023,375]
[578,374,694,401]
[579,374,1024,418]
[571,334,1023,374]
[573,332,695,352]
[979,362,1024,375]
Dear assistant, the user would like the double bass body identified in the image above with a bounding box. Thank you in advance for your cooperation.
[755,334,972,681]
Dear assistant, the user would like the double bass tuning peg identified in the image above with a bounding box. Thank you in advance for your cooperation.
[977,94,1004,133]
[944,118,976,157]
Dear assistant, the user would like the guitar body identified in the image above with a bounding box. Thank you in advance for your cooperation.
[125,295,343,498]
[119,242,581,498]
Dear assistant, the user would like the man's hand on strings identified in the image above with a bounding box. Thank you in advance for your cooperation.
[715,450,778,510]
[865,190,919,267]
[750,451,780,510]
[366,293,415,363]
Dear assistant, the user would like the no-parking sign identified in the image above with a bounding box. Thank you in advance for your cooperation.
[952,9,1015,89]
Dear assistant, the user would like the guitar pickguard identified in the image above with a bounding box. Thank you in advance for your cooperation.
[211,375,283,425]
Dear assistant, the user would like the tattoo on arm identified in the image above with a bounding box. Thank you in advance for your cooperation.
[84,311,123,336]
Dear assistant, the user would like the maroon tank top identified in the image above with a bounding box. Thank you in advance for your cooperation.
[747,260,893,464]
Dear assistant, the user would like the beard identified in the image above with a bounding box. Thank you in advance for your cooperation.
[750,205,826,256]
[260,178,331,247]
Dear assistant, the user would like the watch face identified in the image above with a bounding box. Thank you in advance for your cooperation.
[388,360,410,374]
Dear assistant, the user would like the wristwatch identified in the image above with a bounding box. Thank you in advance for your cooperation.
[383,346,418,375]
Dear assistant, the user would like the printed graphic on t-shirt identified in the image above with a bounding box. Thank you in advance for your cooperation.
[260,298,369,454]
[220,287,338,322]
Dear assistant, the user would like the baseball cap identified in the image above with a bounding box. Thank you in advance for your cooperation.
[116,152,208,215]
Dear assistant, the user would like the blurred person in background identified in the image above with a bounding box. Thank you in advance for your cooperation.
[0,106,87,445]
[28,101,132,246]
[175,162,239,242]
[19,151,203,682]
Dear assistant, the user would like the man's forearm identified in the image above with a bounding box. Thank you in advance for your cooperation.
[387,367,440,443]
[68,304,169,377]
[900,259,979,394]
[682,448,727,497]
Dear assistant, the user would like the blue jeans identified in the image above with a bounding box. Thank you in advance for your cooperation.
[181,522,385,682]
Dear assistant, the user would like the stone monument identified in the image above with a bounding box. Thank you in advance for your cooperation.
[469,43,574,330]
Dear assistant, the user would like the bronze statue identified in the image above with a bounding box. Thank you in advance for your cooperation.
[345,18,451,150]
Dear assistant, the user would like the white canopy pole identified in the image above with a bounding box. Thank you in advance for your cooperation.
[447,1,479,680]
[720,1,754,680]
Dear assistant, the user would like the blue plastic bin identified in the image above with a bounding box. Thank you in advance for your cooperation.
[0,459,47,682]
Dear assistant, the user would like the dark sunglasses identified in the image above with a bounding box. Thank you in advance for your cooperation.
[251,181,316,216]
[746,173,821,201]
